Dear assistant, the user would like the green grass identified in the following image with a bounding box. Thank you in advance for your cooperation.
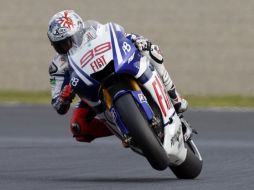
[0,91,51,104]
[186,95,254,108]
[0,91,254,108]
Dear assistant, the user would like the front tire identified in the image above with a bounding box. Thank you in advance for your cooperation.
[115,93,169,170]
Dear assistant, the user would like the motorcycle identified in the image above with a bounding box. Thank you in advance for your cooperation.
[68,23,203,179]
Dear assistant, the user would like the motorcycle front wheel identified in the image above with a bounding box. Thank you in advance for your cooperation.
[115,93,169,171]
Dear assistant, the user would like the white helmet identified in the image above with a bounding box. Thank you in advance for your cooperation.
[47,10,84,54]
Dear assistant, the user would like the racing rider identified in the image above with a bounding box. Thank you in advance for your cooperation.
[47,10,189,143]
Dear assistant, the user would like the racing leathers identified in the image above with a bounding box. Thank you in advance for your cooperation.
[49,21,187,143]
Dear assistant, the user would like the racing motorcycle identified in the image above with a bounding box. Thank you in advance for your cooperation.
[68,23,203,179]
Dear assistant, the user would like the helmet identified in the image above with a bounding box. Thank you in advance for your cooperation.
[47,10,84,54]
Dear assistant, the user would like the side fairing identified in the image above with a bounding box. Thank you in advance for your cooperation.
[108,23,141,76]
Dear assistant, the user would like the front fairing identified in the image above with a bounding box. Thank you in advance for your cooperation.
[68,23,142,82]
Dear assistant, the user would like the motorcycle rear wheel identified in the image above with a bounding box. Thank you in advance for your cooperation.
[169,140,203,179]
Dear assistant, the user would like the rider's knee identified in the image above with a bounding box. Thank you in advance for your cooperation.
[70,122,95,143]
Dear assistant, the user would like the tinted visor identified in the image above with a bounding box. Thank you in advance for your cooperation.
[52,37,72,54]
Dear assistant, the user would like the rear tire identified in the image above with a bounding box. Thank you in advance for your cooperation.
[115,93,169,170]
[170,140,203,179]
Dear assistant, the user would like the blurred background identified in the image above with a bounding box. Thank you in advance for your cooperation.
[0,0,253,97]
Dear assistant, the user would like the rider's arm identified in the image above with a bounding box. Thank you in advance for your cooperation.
[49,54,73,115]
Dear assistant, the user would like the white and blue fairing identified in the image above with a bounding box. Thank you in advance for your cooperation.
[67,23,146,102]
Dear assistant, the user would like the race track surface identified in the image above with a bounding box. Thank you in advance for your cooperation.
[0,105,253,190]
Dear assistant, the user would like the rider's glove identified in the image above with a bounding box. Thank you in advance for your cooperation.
[134,37,151,51]
[129,34,150,51]
[59,84,75,104]
[131,35,163,63]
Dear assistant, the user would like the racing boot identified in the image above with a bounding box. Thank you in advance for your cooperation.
[168,84,188,113]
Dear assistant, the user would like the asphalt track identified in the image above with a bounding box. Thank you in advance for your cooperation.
[0,105,254,190]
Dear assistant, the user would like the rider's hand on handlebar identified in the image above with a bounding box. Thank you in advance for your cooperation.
[59,84,75,104]
[130,35,151,51]
[135,38,151,51]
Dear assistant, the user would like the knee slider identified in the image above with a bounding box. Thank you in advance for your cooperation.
[71,123,81,134]
[70,122,94,142]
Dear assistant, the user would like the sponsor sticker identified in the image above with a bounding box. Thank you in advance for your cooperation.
[138,93,147,103]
